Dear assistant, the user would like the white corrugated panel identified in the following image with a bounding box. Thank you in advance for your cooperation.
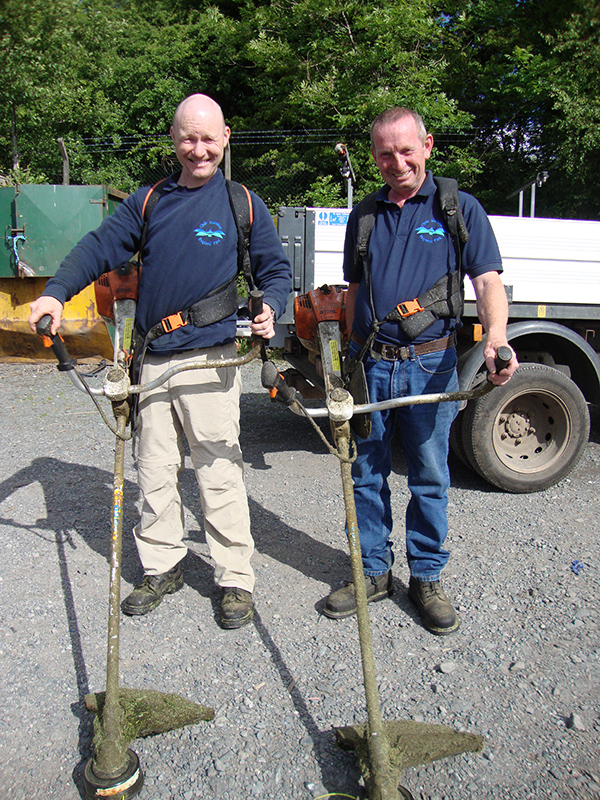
[308,210,600,307]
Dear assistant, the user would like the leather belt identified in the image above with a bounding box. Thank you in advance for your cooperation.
[351,332,455,362]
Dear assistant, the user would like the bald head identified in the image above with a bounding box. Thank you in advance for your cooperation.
[170,94,231,188]
[172,94,226,136]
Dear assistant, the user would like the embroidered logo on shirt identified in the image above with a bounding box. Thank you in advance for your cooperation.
[194,221,226,245]
[415,220,446,243]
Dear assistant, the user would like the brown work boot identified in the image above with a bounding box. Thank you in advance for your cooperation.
[323,571,393,619]
[408,577,459,635]
[220,587,254,629]
[121,565,183,616]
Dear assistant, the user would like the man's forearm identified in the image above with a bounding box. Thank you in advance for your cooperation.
[472,272,509,339]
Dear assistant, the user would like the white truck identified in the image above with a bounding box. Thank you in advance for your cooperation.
[275,207,600,494]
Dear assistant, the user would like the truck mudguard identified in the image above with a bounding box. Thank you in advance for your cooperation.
[458,319,600,406]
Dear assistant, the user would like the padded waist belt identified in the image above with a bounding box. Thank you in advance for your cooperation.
[144,274,239,345]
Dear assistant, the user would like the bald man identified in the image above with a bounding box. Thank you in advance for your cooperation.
[29,94,292,629]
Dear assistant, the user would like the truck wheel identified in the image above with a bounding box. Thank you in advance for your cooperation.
[461,363,590,493]
[449,412,470,468]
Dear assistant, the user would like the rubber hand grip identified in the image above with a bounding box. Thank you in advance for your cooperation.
[261,361,297,406]
[494,345,513,373]
[249,290,264,322]
[36,314,76,372]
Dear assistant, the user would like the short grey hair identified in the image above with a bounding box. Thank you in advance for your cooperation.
[370,108,428,146]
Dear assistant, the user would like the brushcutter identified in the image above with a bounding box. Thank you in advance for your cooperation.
[36,277,266,800]
[261,284,512,800]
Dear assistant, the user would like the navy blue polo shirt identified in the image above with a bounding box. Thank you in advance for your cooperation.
[343,172,502,346]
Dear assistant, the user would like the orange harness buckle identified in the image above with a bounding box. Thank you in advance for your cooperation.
[396,299,424,318]
[161,311,187,333]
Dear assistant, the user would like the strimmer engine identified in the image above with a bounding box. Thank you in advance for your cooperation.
[290,283,370,437]
[292,284,348,395]
[94,262,139,361]
[294,284,347,354]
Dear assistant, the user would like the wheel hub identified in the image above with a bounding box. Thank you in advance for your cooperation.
[493,389,570,472]
[503,411,530,438]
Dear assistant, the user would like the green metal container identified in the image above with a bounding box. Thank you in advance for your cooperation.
[0,183,127,361]
[2,184,126,278]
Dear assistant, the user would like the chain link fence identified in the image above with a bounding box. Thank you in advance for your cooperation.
[62,128,478,211]
[65,130,368,211]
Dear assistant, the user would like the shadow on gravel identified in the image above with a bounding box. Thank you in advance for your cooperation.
[0,456,141,580]
[252,610,364,797]
[179,466,353,591]
[0,459,134,798]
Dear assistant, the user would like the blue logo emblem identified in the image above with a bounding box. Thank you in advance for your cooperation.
[415,219,446,244]
[194,221,225,245]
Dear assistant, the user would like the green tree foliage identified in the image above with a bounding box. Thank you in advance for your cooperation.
[225,0,477,204]
[434,0,595,217]
[543,8,600,218]
[0,0,128,180]
[1,0,599,217]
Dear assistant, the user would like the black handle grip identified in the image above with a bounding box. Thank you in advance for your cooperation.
[249,289,264,322]
[36,314,77,372]
[261,361,297,406]
[494,345,513,373]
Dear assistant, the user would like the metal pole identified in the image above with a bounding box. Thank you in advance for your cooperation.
[57,138,70,186]
[333,417,400,800]
[93,408,129,778]
[530,182,536,218]
[518,191,523,218]
[224,142,232,181]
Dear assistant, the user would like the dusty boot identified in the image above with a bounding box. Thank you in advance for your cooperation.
[408,577,459,635]
[121,565,183,616]
[323,571,393,619]
[220,588,254,629]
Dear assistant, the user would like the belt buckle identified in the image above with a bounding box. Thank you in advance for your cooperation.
[397,299,424,317]
[161,311,187,333]
[380,344,397,361]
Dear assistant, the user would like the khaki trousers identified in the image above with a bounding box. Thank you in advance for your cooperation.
[132,344,254,592]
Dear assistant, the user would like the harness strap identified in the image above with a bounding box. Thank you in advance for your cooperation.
[227,181,255,291]
[143,274,239,345]
[344,177,467,382]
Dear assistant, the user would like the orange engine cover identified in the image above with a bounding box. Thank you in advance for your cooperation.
[94,263,139,322]
[294,284,347,352]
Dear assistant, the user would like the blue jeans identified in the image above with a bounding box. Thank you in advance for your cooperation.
[349,340,459,581]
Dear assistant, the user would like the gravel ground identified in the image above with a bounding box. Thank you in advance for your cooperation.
[0,358,598,800]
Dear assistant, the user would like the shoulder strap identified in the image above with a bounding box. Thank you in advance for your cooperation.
[226,179,255,290]
[433,175,467,328]
[433,176,468,267]
[138,175,172,263]
[353,189,379,274]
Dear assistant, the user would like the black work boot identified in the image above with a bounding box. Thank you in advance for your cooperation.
[121,565,183,616]
[220,588,254,629]
[323,571,393,619]
[408,577,459,635]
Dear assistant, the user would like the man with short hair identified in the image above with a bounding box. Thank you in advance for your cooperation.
[323,107,517,634]
[29,94,292,629]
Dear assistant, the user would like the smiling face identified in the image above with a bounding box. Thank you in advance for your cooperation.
[170,95,231,188]
[371,115,433,204]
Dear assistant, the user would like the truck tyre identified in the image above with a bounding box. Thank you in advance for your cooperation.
[460,363,590,493]
[449,412,470,468]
